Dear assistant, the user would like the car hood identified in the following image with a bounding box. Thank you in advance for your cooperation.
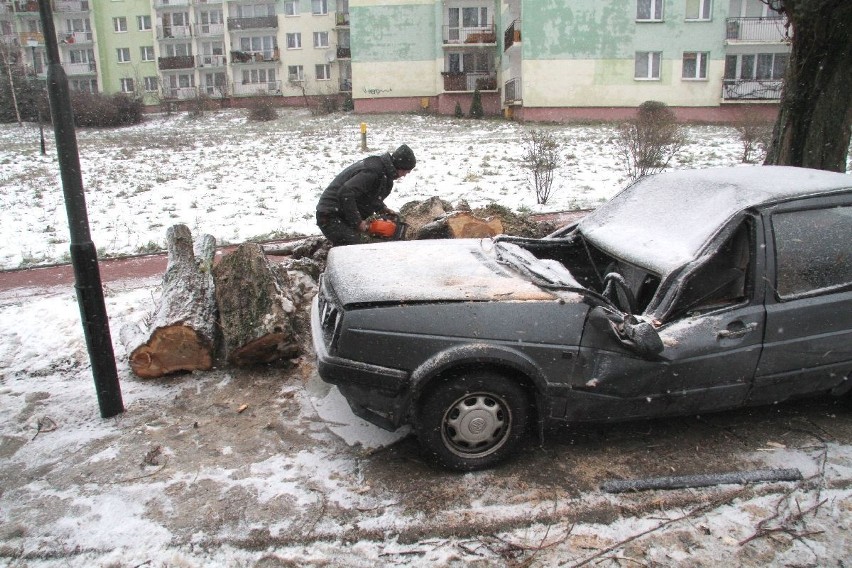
[324,239,572,306]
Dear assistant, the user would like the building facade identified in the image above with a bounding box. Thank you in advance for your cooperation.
[1,0,788,121]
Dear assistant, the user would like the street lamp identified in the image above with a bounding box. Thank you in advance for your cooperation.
[27,38,46,156]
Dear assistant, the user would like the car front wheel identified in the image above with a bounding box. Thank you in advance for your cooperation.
[416,371,530,471]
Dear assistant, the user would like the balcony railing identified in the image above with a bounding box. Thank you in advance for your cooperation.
[339,77,351,91]
[230,48,279,63]
[504,77,521,104]
[53,0,90,12]
[64,60,96,75]
[442,71,497,92]
[158,55,195,70]
[162,86,197,100]
[233,80,281,96]
[722,79,783,100]
[197,53,226,67]
[195,22,224,36]
[227,16,277,31]
[504,19,520,51]
[443,23,496,45]
[154,0,191,8]
[725,17,788,42]
[14,1,39,13]
[336,46,351,59]
[60,31,93,44]
[335,11,349,26]
[157,25,192,39]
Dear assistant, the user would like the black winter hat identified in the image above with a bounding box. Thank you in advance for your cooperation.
[392,144,416,171]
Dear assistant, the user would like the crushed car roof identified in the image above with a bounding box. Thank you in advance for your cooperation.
[578,166,851,275]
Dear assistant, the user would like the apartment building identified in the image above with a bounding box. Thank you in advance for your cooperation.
[1,0,788,121]
[1,0,350,106]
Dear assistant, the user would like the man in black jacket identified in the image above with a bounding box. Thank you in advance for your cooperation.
[316,144,416,246]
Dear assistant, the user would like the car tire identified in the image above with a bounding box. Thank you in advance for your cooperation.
[416,370,530,471]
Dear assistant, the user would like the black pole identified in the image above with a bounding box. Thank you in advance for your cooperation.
[38,0,124,418]
[29,44,46,155]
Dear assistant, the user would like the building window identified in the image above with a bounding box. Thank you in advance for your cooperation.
[284,1,298,16]
[144,76,158,92]
[117,48,131,63]
[288,65,304,81]
[237,4,274,18]
[315,64,330,80]
[637,0,663,21]
[286,33,302,49]
[140,46,155,62]
[242,68,276,84]
[682,52,708,79]
[240,36,277,58]
[313,31,329,48]
[70,78,97,93]
[685,0,712,20]
[113,17,127,32]
[312,0,327,15]
[724,52,788,80]
[137,15,152,31]
[120,77,134,93]
[635,51,661,79]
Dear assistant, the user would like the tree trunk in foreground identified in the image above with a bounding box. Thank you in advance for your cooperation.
[213,243,300,366]
[415,211,504,240]
[764,0,852,172]
[120,224,217,378]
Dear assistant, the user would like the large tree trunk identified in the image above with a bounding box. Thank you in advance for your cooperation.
[120,225,217,378]
[213,243,300,366]
[415,211,504,240]
[764,0,852,172]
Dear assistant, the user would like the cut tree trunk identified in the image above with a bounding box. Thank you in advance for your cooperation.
[120,224,217,378]
[415,211,504,240]
[213,243,300,366]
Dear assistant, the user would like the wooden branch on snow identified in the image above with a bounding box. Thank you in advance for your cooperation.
[213,243,301,366]
[120,224,217,378]
[415,211,503,240]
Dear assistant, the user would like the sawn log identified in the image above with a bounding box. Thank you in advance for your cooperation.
[415,211,503,240]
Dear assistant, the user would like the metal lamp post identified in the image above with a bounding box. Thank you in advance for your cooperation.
[26,38,46,156]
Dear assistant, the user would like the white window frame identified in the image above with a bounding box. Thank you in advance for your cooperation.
[313,31,329,48]
[315,63,331,80]
[113,16,127,32]
[116,47,131,63]
[312,0,327,16]
[634,51,662,80]
[685,0,712,21]
[143,76,158,92]
[284,1,299,16]
[140,46,155,62]
[120,77,134,93]
[286,33,302,49]
[137,15,152,31]
[636,0,664,21]
[682,51,709,79]
[242,68,276,85]
[288,65,304,82]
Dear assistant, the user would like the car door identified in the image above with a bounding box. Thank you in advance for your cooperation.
[750,194,852,404]
[569,217,766,422]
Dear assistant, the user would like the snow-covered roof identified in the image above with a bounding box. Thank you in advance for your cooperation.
[578,166,851,275]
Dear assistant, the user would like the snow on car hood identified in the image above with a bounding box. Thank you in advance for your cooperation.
[324,239,565,306]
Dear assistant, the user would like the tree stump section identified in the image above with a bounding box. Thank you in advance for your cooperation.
[415,211,504,240]
[213,243,300,366]
[120,224,217,378]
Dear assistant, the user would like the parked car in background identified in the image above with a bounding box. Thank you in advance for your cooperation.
[312,166,852,470]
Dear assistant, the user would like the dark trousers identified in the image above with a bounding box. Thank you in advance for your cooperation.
[316,212,362,246]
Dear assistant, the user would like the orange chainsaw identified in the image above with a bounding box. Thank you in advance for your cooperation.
[367,215,408,240]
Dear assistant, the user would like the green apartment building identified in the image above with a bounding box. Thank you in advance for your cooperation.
[1,0,787,121]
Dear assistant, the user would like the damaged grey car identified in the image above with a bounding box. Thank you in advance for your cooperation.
[311,166,852,470]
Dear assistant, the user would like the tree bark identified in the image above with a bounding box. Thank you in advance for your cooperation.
[213,243,300,366]
[120,224,217,378]
[764,0,852,172]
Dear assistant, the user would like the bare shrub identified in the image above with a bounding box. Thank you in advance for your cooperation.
[521,129,561,205]
[188,91,216,118]
[732,111,774,163]
[247,98,278,122]
[71,92,143,127]
[616,100,687,180]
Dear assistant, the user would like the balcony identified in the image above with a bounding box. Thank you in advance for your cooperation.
[197,53,226,67]
[233,80,281,96]
[154,0,191,8]
[441,71,497,92]
[230,48,279,64]
[60,31,93,44]
[336,46,350,59]
[158,55,194,70]
[14,1,39,13]
[339,77,351,92]
[725,17,788,42]
[722,79,783,101]
[504,19,520,51]
[157,25,192,39]
[195,22,224,37]
[53,0,90,12]
[162,86,197,100]
[443,23,496,45]
[504,77,521,105]
[64,60,96,75]
[227,16,277,31]
[335,11,349,26]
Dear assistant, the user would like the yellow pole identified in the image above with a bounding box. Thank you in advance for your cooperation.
[360,122,367,151]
